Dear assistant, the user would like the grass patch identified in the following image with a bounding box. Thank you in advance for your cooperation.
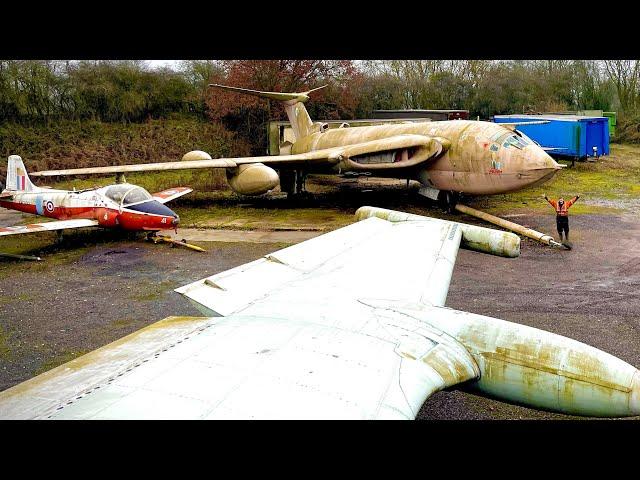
[0,326,13,359]
[129,280,176,302]
[111,318,135,328]
[47,169,229,197]
[34,349,89,376]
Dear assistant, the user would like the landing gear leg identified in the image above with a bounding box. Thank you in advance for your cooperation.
[282,170,309,200]
[445,191,460,214]
[295,170,307,195]
[56,230,64,244]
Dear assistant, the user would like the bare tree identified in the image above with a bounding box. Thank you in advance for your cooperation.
[604,60,640,113]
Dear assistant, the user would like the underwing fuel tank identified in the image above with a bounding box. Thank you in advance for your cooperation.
[414,307,640,417]
[355,206,520,258]
[226,163,279,196]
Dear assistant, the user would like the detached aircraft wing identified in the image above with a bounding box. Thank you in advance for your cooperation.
[0,208,518,419]
[0,218,99,237]
[29,134,449,178]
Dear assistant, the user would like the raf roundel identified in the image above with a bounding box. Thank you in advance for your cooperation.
[45,200,54,213]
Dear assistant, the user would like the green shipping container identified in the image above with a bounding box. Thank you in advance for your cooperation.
[603,112,617,137]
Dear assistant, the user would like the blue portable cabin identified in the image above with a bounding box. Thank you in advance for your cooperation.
[493,114,610,160]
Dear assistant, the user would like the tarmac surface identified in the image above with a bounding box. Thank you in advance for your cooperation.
[0,198,639,420]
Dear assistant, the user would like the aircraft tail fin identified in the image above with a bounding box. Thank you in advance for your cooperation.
[208,83,327,141]
[5,155,39,192]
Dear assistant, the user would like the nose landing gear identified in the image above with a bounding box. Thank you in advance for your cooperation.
[417,185,460,213]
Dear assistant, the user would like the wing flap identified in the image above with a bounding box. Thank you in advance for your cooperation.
[178,213,463,323]
[0,218,99,237]
[176,217,393,316]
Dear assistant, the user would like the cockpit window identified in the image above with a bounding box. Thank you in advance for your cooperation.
[122,187,152,206]
[499,133,532,150]
[105,184,152,206]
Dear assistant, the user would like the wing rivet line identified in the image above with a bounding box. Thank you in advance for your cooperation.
[43,322,215,418]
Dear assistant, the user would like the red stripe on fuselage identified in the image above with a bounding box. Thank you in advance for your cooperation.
[0,201,95,220]
[0,200,38,215]
[118,210,175,231]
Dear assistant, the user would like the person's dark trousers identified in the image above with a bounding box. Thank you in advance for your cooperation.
[556,215,569,241]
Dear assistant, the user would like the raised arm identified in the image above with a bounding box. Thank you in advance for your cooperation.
[543,194,556,209]
[566,195,580,208]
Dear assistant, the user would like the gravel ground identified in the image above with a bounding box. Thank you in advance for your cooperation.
[0,204,638,419]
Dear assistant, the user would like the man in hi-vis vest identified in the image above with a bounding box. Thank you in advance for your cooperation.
[544,194,580,244]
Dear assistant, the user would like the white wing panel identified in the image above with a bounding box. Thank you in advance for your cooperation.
[0,211,482,420]
[0,218,98,237]
[175,217,394,316]
[37,313,477,420]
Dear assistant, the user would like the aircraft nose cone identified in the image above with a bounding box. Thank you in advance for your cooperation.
[631,371,640,416]
[518,148,562,186]
[531,147,562,170]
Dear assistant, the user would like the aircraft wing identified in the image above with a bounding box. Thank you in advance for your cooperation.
[0,218,99,237]
[29,134,448,177]
[0,213,492,419]
[501,121,551,131]
[152,187,193,204]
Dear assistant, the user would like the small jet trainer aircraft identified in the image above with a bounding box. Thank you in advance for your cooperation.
[0,155,191,239]
[30,84,563,204]
[0,207,638,419]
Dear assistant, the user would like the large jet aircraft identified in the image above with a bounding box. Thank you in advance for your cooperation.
[0,207,638,419]
[30,84,562,204]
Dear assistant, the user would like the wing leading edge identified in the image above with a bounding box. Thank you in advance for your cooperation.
[30,135,447,177]
[0,209,517,419]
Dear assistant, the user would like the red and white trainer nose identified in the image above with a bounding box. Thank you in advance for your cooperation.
[120,200,181,231]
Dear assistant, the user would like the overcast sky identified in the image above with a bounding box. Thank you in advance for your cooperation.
[146,60,180,70]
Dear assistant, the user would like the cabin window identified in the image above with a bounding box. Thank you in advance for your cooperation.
[105,185,131,203]
[105,185,152,206]
[500,133,531,150]
[122,187,153,206]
